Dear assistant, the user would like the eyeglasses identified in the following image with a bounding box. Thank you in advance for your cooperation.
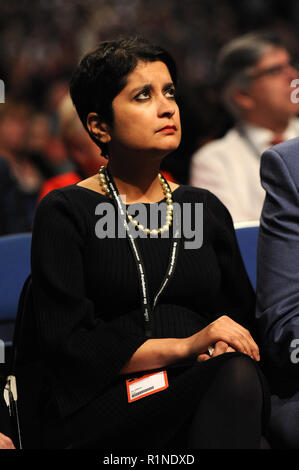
[250,61,299,80]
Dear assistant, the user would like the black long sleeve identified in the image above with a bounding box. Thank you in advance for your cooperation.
[31,190,146,417]
[30,184,256,418]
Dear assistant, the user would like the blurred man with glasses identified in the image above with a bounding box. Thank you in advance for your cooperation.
[190,32,299,224]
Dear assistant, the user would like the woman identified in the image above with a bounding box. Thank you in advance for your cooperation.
[30,36,269,449]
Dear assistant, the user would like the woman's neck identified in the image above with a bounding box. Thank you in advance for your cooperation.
[107,160,165,204]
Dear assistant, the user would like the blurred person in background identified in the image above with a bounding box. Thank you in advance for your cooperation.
[37,94,108,201]
[25,111,64,180]
[189,31,299,224]
[0,101,44,235]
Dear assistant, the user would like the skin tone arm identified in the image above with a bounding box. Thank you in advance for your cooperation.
[0,432,15,449]
[120,315,260,374]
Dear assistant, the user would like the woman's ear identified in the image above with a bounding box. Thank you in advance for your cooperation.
[86,112,111,144]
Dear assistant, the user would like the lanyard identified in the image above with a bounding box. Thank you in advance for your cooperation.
[104,167,180,338]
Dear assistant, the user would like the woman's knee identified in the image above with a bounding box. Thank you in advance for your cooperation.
[216,354,263,406]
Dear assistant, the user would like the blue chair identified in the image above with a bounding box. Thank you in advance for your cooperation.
[234,222,259,291]
[0,233,32,347]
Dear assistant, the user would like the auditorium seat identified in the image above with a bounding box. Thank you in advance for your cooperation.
[234,221,259,291]
[0,233,32,349]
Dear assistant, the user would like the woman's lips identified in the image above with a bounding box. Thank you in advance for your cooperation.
[157,125,177,133]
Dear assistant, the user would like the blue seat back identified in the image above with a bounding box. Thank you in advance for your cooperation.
[235,224,259,290]
[0,233,32,344]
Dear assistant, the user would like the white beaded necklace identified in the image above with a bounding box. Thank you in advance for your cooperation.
[98,166,173,236]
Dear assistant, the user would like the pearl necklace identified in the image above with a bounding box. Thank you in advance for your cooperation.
[98,166,174,236]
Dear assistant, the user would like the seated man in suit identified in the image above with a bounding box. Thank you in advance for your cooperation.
[190,31,299,224]
[256,136,299,448]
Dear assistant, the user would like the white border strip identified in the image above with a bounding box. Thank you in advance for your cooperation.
[234,220,260,229]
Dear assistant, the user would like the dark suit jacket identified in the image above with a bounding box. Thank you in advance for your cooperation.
[257,136,299,393]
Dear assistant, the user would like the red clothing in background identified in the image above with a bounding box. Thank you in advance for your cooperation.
[38,170,177,202]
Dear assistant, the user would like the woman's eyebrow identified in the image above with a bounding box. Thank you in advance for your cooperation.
[130,81,175,95]
[163,82,175,90]
[130,83,152,95]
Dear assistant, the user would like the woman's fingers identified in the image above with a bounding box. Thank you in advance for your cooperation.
[197,341,233,361]
[222,316,260,360]
[197,353,210,362]
[208,316,260,361]
[235,328,260,361]
[189,315,260,362]
[197,341,236,362]
[212,340,234,357]
[232,321,260,361]
[225,330,258,360]
[197,339,260,363]
[197,339,254,363]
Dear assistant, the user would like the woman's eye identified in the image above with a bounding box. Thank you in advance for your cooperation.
[135,90,150,101]
[165,88,176,99]
[134,87,175,101]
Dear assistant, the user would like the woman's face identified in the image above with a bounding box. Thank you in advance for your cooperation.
[107,60,181,158]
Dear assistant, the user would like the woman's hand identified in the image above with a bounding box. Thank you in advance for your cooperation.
[120,315,259,375]
[197,340,236,362]
[186,315,260,362]
[0,432,15,449]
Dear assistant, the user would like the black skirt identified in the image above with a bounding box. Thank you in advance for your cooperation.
[42,352,270,449]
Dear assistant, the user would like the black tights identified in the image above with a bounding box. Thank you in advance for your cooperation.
[187,355,263,449]
[43,355,264,449]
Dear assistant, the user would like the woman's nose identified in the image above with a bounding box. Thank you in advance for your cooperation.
[158,102,175,117]
[157,96,176,118]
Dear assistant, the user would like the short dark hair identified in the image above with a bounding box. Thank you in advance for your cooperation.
[216,31,287,116]
[69,36,177,156]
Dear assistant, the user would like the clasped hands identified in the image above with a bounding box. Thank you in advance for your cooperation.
[188,315,260,363]
[197,340,237,362]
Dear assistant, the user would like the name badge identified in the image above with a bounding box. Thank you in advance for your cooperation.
[126,370,168,403]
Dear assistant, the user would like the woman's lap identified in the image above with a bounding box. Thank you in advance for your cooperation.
[42,353,269,449]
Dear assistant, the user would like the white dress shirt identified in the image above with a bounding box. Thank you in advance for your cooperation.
[189,118,299,224]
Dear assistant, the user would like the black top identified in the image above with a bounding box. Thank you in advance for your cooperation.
[30,183,256,419]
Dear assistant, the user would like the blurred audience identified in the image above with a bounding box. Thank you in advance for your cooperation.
[190,32,299,224]
[0,102,44,235]
[38,94,107,201]
[2,2,299,233]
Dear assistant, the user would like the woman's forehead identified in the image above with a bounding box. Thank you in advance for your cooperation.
[126,60,172,86]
